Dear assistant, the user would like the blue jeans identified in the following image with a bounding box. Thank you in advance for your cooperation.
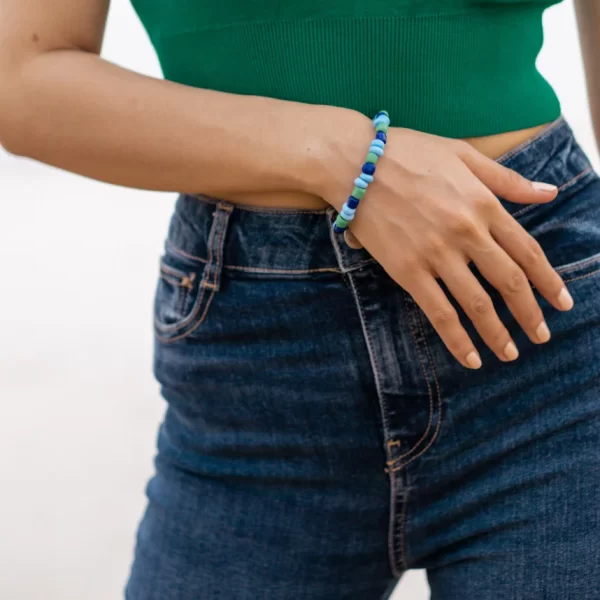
[126,116,600,599]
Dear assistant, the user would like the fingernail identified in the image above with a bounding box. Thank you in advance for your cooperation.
[466,351,482,369]
[503,341,519,361]
[531,181,558,192]
[557,286,574,310]
[344,229,363,249]
[536,320,551,343]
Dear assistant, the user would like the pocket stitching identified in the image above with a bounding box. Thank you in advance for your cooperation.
[154,282,209,333]
[154,288,217,344]
[160,261,192,280]
[563,267,600,285]
[510,166,594,220]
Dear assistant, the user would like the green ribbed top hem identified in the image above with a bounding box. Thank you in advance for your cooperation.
[134,5,562,138]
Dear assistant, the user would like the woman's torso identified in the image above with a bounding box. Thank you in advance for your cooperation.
[131,0,564,208]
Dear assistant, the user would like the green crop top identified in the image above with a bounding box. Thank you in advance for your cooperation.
[130,0,563,138]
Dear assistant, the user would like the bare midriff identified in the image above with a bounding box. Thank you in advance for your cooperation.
[225,121,553,211]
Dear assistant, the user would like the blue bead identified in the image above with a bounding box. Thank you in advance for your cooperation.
[341,206,356,220]
[359,173,374,183]
[354,177,368,189]
[373,115,391,127]
[346,196,360,209]
[376,131,387,143]
[369,145,384,156]
[332,222,345,233]
[362,162,376,175]
[374,110,389,120]
[371,139,385,149]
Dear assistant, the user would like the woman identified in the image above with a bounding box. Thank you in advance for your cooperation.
[1,0,599,597]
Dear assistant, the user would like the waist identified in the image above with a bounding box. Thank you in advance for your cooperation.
[175,116,594,276]
[221,120,557,210]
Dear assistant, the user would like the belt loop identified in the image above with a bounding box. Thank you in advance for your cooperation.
[200,200,234,292]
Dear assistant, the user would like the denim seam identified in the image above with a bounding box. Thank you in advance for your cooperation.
[399,485,410,572]
[510,166,594,220]
[165,242,208,264]
[166,238,378,275]
[155,205,230,341]
[157,273,190,315]
[328,224,392,444]
[224,264,341,274]
[154,270,210,334]
[155,291,216,344]
[160,261,191,280]
[388,471,403,578]
[344,272,389,432]
[330,227,402,581]
[155,210,220,333]
[557,166,593,192]
[224,260,377,274]
[385,295,435,467]
[389,307,444,472]
[495,115,564,165]
[159,273,184,288]
[556,252,600,274]
[212,204,230,288]
[562,267,600,285]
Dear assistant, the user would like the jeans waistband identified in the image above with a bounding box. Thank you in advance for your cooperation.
[167,115,593,276]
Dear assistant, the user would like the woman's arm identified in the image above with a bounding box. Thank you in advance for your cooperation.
[0,0,370,198]
[0,0,570,369]
[575,0,600,153]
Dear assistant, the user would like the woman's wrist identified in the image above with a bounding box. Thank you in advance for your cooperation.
[299,105,375,210]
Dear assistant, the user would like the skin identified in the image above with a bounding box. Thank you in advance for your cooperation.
[0,0,592,370]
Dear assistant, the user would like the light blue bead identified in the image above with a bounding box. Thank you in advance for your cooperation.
[359,173,374,183]
[369,145,384,157]
[354,177,368,189]
[373,115,391,127]
[371,139,385,149]
[341,205,356,220]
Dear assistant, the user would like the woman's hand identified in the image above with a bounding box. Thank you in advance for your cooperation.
[323,120,574,370]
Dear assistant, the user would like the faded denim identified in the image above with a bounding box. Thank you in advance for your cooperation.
[126,116,600,599]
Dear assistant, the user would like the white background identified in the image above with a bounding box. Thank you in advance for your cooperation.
[0,1,597,599]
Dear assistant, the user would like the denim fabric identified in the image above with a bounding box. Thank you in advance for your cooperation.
[126,116,600,600]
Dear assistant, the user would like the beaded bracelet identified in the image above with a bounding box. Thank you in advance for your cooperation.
[332,110,390,245]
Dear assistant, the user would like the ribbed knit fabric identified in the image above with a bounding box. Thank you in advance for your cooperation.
[131,0,563,138]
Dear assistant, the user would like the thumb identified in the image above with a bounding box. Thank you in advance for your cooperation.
[460,146,558,205]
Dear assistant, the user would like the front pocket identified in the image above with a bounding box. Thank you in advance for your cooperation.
[153,253,216,342]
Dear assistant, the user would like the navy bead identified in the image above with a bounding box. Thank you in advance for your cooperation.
[376,131,387,143]
[347,196,360,209]
[362,162,376,176]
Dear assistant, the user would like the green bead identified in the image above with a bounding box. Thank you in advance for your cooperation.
[375,122,389,133]
[352,186,366,199]
[335,215,350,228]
[365,152,379,164]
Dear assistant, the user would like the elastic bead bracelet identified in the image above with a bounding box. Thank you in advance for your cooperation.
[332,111,390,245]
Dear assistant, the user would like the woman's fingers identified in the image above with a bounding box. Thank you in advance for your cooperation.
[435,255,519,362]
[490,209,574,312]
[459,143,558,205]
[403,273,482,369]
[467,234,552,346]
